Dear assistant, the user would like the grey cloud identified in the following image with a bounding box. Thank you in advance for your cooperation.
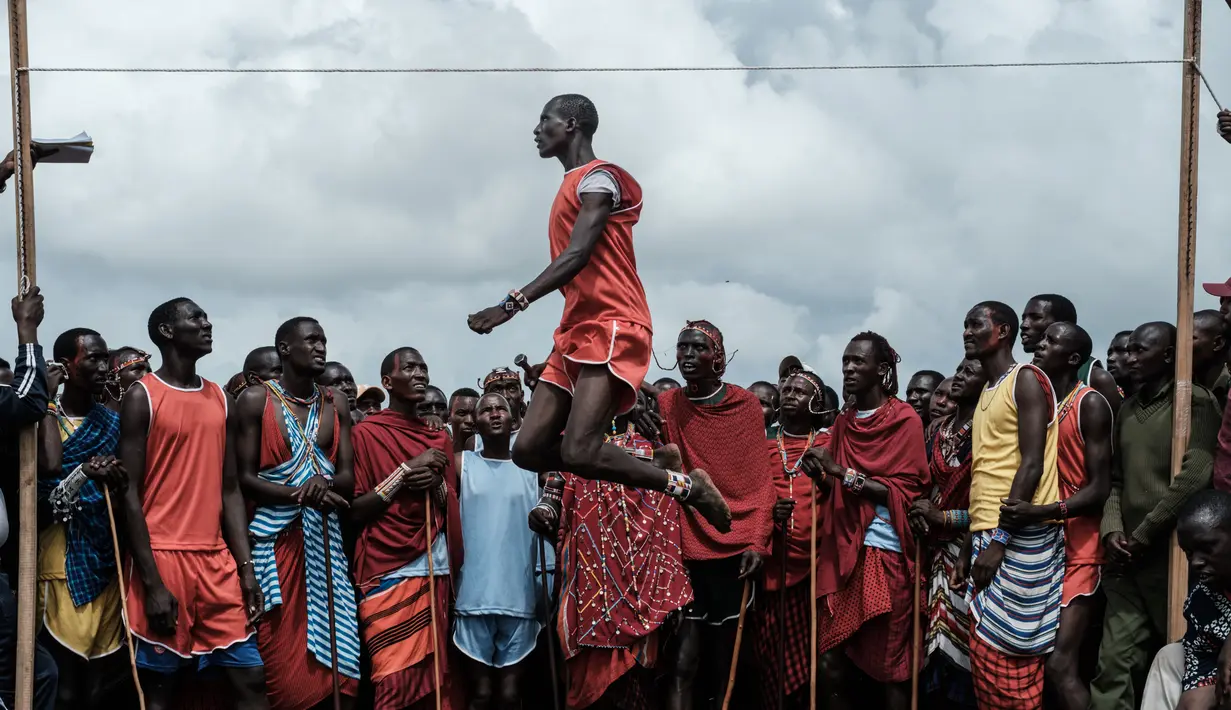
[0,0,1225,402]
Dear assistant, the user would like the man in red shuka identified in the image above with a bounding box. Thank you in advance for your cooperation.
[657,320,775,709]
[802,332,930,710]
[466,94,729,534]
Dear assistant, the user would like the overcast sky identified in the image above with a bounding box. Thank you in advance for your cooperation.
[1,0,1228,398]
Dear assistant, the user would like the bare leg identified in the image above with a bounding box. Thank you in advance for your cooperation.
[514,365,731,531]
[496,661,527,710]
[1047,595,1096,710]
[818,649,854,710]
[665,619,701,710]
[44,639,85,709]
[883,680,911,710]
[462,655,495,710]
[138,669,181,710]
[223,666,271,710]
[1177,685,1218,710]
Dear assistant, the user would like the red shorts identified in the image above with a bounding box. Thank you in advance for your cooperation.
[540,319,652,415]
[1061,562,1100,606]
[126,548,253,657]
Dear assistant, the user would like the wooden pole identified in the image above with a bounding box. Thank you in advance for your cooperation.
[6,1,37,708]
[104,489,146,710]
[809,486,818,710]
[424,493,443,710]
[720,579,752,710]
[320,515,342,710]
[1168,0,1201,643]
[910,544,922,710]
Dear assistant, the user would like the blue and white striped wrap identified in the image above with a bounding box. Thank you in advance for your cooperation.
[249,384,361,679]
[967,523,1065,657]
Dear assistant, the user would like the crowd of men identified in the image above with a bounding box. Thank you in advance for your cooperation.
[0,285,1221,710]
[0,96,1224,710]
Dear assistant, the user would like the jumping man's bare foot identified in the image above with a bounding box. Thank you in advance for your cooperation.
[653,444,731,531]
[685,468,732,533]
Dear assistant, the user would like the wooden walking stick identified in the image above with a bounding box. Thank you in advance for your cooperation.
[809,486,818,710]
[721,578,752,710]
[910,543,923,710]
[424,492,444,710]
[7,1,39,706]
[777,525,787,710]
[320,513,342,710]
[104,488,146,710]
[538,535,561,710]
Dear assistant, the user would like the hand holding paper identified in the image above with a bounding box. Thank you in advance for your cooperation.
[31,131,93,164]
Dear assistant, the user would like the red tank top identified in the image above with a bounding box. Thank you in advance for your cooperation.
[548,159,651,330]
[139,373,229,551]
[1056,385,1104,565]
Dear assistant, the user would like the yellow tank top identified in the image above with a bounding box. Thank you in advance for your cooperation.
[969,363,1060,532]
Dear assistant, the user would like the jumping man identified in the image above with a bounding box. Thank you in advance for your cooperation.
[465,93,729,531]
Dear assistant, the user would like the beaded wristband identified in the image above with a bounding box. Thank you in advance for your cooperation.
[665,471,692,500]
[947,509,970,529]
[532,502,559,521]
[841,468,866,494]
[990,528,1012,546]
[1057,499,1069,519]
[509,288,530,311]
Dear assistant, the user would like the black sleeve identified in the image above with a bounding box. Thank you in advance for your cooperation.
[0,343,48,428]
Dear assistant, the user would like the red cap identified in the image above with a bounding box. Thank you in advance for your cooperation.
[1203,278,1231,298]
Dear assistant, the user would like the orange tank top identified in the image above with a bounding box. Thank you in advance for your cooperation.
[1056,384,1105,565]
[548,159,651,331]
[139,373,229,551]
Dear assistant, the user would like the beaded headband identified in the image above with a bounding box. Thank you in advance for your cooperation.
[110,349,150,375]
[680,320,726,375]
[481,367,521,390]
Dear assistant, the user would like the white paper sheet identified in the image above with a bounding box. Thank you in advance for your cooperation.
[32,131,93,164]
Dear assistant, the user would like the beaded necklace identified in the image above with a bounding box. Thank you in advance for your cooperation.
[276,382,320,407]
[979,364,1017,412]
[1056,383,1083,425]
[938,415,973,464]
[777,428,816,529]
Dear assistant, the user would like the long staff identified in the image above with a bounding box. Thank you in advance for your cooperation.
[538,535,561,710]
[721,579,752,710]
[104,488,146,710]
[425,493,444,710]
[321,514,342,710]
[809,485,818,710]
[910,543,923,710]
[777,525,787,710]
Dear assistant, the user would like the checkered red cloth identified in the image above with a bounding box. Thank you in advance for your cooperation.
[968,624,1045,709]
[754,579,813,709]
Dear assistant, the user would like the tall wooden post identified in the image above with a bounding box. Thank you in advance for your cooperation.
[1168,0,1202,643]
[6,0,36,707]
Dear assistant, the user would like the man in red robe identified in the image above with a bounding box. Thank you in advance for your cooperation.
[804,332,929,710]
[530,389,693,709]
[756,369,832,709]
[349,347,461,710]
[657,320,776,709]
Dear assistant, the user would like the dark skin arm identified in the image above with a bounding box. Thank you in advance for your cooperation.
[1000,391,1112,522]
[1088,367,1122,420]
[349,449,448,525]
[235,387,297,506]
[801,446,892,505]
[468,193,613,333]
[974,369,1051,589]
[330,386,356,497]
[221,392,262,622]
[119,383,179,636]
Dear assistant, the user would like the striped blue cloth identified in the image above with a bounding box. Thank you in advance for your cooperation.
[967,524,1065,657]
[249,382,360,679]
[37,404,121,606]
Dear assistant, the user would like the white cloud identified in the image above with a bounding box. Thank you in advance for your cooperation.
[0,0,1226,401]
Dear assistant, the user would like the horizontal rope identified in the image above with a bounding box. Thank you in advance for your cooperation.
[18,58,1186,74]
